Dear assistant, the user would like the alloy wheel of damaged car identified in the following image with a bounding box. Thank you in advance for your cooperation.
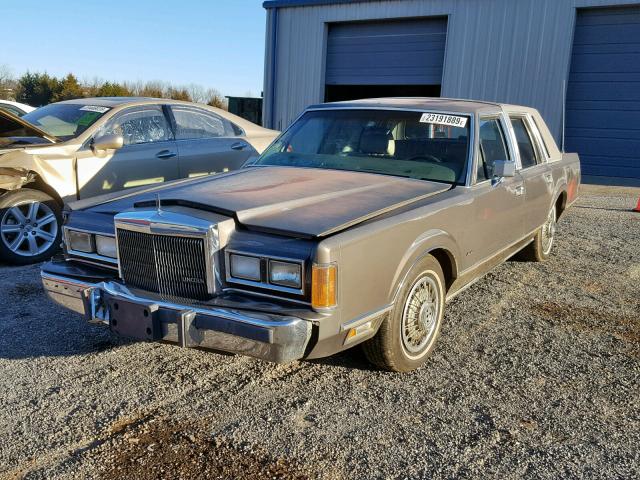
[0,188,62,265]
[363,255,445,372]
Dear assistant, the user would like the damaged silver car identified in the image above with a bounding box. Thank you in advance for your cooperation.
[0,98,278,264]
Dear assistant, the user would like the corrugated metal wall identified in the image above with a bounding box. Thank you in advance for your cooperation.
[565,5,640,179]
[263,0,640,146]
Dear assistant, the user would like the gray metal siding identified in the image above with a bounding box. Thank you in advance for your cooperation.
[264,0,640,148]
[326,18,447,85]
[566,5,640,178]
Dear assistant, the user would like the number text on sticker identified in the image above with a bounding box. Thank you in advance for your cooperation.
[419,113,468,128]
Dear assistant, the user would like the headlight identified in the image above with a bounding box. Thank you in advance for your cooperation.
[269,260,302,289]
[66,230,94,253]
[95,235,117,258]
[229,254,261,281]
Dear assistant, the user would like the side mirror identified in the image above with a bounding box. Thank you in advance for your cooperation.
[493,160,515,178]
[92,134,123,151]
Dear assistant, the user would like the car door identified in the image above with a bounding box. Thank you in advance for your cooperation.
[466,115,525,264]
[169,105,254,179]
[508,115,553,234]
[76,105,179,199]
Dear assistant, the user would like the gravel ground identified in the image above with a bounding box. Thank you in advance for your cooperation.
[0,185,639,480]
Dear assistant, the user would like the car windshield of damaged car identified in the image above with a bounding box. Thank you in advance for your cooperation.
[22,104,111,140]
[256,110,470,184]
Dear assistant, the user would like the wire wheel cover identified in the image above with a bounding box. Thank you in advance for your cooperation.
[401,274,440,355]
[542,206,556,255]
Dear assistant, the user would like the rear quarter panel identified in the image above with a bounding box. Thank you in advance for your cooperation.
[548,152,581,212]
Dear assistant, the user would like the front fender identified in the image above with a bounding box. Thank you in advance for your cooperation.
[388,228,461,304]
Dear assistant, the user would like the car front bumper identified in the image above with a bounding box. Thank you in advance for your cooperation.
[41,266,313,363]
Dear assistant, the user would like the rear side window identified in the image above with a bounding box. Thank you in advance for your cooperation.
[510,117,539,168]
[0,105,24,117]
[172,107,228,140]
[477,117,510,182]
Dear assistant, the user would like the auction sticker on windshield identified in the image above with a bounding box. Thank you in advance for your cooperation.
[419,113,468,128]
[79,105,110,114]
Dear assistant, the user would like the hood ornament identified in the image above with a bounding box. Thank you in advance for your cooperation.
[156,193,162,215]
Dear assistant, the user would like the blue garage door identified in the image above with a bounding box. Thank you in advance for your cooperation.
[326,18,447,86]
[566,7,640,179]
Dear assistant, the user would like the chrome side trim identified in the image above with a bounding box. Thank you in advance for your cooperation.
[340,304,393,332]
[457,226,538,277]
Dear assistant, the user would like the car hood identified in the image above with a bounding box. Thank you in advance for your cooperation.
[0,108,58,148]
[78,166,452,238]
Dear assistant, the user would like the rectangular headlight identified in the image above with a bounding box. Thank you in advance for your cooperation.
[95,235,117,258]
[269,260,302,289]
[229,254,261,281]
[66,230,94,253]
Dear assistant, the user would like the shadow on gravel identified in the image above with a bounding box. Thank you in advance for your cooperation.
[573,205,638,212]
[0,289,131,360]
[305,345,382,372]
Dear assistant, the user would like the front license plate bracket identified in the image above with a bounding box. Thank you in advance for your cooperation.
[105,295,161,341]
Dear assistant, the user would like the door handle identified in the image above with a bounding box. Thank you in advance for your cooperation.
[156,150,177,159]
[230,141,248,151]
[514,185,525,196]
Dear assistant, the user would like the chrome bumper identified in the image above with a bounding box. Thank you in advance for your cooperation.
[41,272,312,363]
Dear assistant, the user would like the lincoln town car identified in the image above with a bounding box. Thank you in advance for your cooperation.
[41,98,580,372]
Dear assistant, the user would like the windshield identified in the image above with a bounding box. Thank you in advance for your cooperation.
[22,103,111,140]
[256,109,471,184]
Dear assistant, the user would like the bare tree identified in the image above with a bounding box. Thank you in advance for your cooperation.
[0,64,15,100]
[186,83,208,104]
[206,88,227,109]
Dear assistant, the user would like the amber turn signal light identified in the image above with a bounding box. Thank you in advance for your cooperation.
[311,264,337,309]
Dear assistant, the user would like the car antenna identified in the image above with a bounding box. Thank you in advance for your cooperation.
[561,80,566,153]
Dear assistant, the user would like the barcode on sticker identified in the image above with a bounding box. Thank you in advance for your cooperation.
[419,113,468,128]
[79,105,110,113]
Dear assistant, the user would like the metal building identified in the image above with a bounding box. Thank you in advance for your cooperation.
[262,0,640,183]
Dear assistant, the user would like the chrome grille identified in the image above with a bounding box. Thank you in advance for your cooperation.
[117,228,210,301]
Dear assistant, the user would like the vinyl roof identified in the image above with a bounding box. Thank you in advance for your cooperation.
[55,97,172,107]
[307,97,504,114]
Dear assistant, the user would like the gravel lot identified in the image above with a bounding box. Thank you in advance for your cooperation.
[1,185,639,479]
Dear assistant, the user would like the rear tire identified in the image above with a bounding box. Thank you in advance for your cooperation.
[518,205,557,262]
[0,188,62,265]
[362,255,445,372]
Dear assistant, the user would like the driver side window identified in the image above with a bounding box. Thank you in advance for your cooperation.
[477,117,510,182]
[97,106,173,146]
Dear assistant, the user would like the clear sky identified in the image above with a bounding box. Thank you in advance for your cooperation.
[1,0,267,97]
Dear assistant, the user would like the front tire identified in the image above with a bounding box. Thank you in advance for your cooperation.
[362,255,445,372]
[0,188,62,265]
[518,205,557,262]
